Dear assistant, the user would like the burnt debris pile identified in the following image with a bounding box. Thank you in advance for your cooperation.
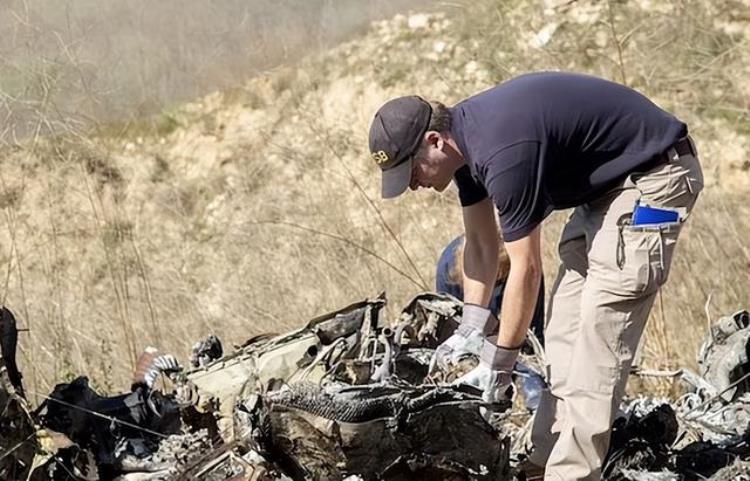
[602,310,750,481]
[2,300,750,480]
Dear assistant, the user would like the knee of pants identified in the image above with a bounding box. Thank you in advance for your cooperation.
[576,289,653,380]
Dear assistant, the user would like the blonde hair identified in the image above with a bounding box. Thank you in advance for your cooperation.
[448,235,511,286]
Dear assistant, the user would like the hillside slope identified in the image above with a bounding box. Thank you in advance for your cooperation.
[0,0,748,394]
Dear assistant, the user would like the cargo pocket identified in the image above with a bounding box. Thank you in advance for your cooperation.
[616,225,670,296]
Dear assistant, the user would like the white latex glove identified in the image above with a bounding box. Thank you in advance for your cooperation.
[429,304,496,373]
[453,338,519,404]
[429,329,485,372]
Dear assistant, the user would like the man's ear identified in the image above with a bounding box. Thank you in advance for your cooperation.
[425,131,444,150]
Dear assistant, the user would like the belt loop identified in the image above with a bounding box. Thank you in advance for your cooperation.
[668,147,679,163]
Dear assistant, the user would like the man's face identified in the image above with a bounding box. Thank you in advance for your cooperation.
[408,134,454,192]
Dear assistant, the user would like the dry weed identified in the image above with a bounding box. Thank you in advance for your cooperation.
[0,0,747,397]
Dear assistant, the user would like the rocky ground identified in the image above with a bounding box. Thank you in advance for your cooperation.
[4,298,750,480]
[0,0,747,398]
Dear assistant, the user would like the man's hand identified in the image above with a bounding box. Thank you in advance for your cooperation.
[429,329,484,373]
[453,338,520,404]
[429,304,495,373]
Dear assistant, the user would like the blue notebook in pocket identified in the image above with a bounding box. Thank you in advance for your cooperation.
[632,203,679,226]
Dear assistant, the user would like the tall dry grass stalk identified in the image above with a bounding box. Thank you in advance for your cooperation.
[641,291,679,397]
[0,0,747,396]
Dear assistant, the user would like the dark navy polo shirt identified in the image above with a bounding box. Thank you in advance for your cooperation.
[451,72,687,242]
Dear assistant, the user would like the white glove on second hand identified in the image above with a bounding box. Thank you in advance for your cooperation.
[429,304,497,373]
[453,338,520,404]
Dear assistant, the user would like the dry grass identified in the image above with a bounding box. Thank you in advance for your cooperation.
[0,0,748,400]
[0,0,437,140]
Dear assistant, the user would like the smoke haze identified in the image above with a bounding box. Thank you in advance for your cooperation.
[0,0,434,137]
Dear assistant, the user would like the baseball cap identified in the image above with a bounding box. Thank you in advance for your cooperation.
[368,96,432,198]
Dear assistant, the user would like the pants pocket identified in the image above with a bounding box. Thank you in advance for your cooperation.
[634,153,703,210]
[617,225,679,296]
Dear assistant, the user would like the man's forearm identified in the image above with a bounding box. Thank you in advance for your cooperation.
[462,237,499,307]
[460,198,500,308]
[497,263,542,348]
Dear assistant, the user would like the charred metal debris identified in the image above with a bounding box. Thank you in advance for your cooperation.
[2,298,750,480]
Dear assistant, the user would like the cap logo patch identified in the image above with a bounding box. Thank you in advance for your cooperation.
[371,150,390,165]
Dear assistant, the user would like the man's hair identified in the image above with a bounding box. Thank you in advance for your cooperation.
[427,101,451,133]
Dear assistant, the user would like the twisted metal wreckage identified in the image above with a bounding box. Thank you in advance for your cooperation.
[3,295,750,481]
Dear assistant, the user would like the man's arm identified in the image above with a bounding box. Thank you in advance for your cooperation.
[461,197,500,307]
[497,225,543,348]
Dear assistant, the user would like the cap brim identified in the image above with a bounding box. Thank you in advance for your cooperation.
[381,158,412,199]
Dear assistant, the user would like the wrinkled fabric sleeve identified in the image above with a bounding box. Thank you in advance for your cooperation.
[485,141,548,242]
[453,165,488,207]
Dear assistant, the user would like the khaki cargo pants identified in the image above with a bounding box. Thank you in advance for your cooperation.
[528,140,703,481]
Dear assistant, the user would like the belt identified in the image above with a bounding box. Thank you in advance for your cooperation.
[670,136,695,158]
[642,136,695,171]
